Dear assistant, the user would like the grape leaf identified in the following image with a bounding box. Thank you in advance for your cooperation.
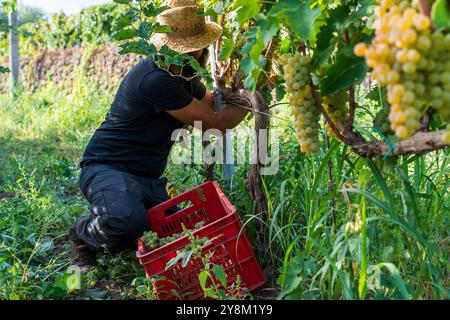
[320,52,368,96]
[233,0,260,27]
[431,0,450,29]
[115,12,134,29]
[271,0,320,41]
[113,0,131,5]
[313,5,351,67]
[249,30,265,64]
[240,14,278,90]
[119,40,157,56]
[0,66,10,74]
[113,28,138,41]
[218,37,234,61]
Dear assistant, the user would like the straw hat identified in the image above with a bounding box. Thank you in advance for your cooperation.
[150,0,222,54]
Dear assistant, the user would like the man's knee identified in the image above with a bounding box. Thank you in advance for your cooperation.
[95,191,149,244]
[76,190,149,252]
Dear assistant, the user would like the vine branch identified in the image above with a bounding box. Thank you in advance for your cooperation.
[351,130,448,157]
[418,0,431,17]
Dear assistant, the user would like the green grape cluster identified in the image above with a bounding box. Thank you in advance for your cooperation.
[373,92,393,135]
[373,103,392,135]
[281,52,321,153]
[355,0,450,142]
[141,221,206,252]
[323,90,349,138]
[141,231,160,251]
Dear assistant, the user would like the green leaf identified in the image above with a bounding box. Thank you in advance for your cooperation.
[234,0,261,27]
[212,264,227,287]
[271,0,320,41]
[181,250,193,268]
[113,28,138,41]
[431,0,450,29]
[0,66,10,74]
[377,263,412,299]
[198,270,208,290]
[55,269,81,293]
[218,37,234,61]
[143,4,168,17]
[249,30,265,64]
[241,55,266,90]
[277,256,303,298]
[116,12,134,29]
[313,4,351,67]
[137,23,152,38]
[113,0,131,4]
[119,40,157,56]
[320,52,368,96]
[275,76,286,101]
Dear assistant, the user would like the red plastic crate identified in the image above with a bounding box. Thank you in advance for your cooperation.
[136,182,266,300]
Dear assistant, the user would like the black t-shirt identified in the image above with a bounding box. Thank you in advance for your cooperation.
[81,58,206,178]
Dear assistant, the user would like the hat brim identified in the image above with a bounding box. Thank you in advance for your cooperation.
[150,21,222,54]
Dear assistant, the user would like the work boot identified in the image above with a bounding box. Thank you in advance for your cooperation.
[70,241,98,272]
[68,229,97,272]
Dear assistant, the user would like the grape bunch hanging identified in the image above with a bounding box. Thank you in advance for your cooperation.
[323,90,349,138]
[281,52,321,153]
[354,0,450,143]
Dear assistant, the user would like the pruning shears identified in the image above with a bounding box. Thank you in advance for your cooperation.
[207,16,235,185]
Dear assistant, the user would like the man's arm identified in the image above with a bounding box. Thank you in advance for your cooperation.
[200,90,216,111]
[166,91,255,133]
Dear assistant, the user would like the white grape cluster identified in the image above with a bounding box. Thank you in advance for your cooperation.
[281,52,321,153]
[354,0,450,142]
[323,90,349,138]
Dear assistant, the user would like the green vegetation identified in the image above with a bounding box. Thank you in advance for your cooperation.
[0,67,448,299]
[0,3,124,57]
[0,4,44,26]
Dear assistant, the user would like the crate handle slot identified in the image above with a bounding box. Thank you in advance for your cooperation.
[148,186,207,224]
[164,200,194,217]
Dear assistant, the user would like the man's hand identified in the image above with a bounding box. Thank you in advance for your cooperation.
[166,88,260,133]
[201,90,216,111]
[221,88,259,110]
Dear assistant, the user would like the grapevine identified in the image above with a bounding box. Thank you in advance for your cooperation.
[282,52,321,153]
[354,0,450,142]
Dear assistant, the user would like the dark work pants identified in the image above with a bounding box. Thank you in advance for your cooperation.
[70,162,174,253]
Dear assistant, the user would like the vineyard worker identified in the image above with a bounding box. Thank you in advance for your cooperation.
[69,0,259,271]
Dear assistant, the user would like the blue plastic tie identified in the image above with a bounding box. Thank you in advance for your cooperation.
[357,126,395,160]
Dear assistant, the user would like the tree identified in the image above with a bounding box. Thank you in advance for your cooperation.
[0,4,44,26]
[16,4,44,25]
